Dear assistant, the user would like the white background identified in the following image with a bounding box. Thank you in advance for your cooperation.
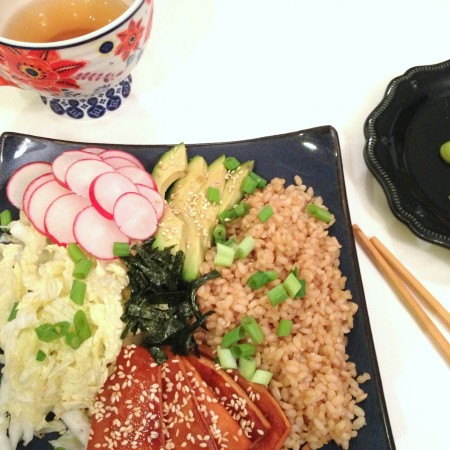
[0,1,449,449]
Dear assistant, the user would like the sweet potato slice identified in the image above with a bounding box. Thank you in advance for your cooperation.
[87,345,164,450]
[233,371,292,450]
[161,352,219,449]
[185,354,271,444]
[198,345,291,449]
[180,356,252,449]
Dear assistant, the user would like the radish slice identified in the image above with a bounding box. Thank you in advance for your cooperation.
[100,150,145,169]
[6,161,52,210]
[89,172,139,219]
[101,156,138,169]
[65,159,115,198]
[27,179,71,235]
[73,206,130,260]
[22,172,55,216]
[136,183,165,219]
[116,166,157,190]
[44,193,91,246]
[113,192,158,240]
[80,147,106,155]
[52,150,101,187]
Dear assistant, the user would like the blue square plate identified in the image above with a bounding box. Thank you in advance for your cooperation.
[0,127,395,450]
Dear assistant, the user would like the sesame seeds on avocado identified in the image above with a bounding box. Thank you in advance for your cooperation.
[152,143,188,197]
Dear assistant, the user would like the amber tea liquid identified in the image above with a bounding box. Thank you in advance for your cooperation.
[1,0,129,43]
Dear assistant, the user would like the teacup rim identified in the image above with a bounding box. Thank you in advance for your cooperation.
[0,0,146,49]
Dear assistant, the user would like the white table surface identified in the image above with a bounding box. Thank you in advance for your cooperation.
[0,1,449,449]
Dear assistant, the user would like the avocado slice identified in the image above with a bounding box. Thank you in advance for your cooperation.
[151,143,188,197]
[219,160,254,213]
[168,155,208,211]
[152,205,186,253]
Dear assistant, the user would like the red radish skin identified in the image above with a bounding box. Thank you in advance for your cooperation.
[44,193,91,245]
[27,179,71,235]
[99,150,145,169]
[136,183,165,219]
[6,161,52,210]
[113,192,158,240]
[22,172,55,216]
[52,150,101,187]
[100,156,138,169]
[65,159,115,198]
[89,172,139,219]
[73,206,130,260]
[116,166,157,190]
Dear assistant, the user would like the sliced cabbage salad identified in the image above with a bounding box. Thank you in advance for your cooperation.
[0,214,129,449]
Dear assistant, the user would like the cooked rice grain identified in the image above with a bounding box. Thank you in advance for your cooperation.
[196,177,368,450]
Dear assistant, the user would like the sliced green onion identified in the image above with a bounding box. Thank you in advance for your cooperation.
[249,171,268,189]
[214,243,236,267]
[238,356,257,381]
[277,319,293,337]
[54,321,70,337]
[224,237,238,249]
[230,342,256,358]
[217,347,237,369]
[0,209,12,227]
[294,279,307,298]
[306,203,332,222]
[233,202,250,218]
[7,302,19,322]
[65,332,81,350]
[235,235,255,259]
[283,272,302,298]
[241,175,258,194]
[268,283,289,306]
[224,156,241,171]
[219,208,237,224]
[213,224,227,244]
[70,279,86,305]
[36,350,46,362]
[257,205,273,223]
[67,243,85,263]
[35,323,62,342]
[113,241,130,257]
[247,270,277,290]
[250,369,273,386]
[72,257,93,279]
[207,186,220,204]
[241,316,264,345]
[74,310,92,342]
[221,325,245,348]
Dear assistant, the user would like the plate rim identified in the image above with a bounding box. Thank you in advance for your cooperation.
[363,58,450,249]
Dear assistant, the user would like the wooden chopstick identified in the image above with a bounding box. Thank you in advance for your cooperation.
[370,236,450,330]
[352,224,450,364]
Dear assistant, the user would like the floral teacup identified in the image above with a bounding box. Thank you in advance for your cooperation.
[0,0,154,119]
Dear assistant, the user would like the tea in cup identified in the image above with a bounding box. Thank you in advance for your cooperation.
[0,0,154,119]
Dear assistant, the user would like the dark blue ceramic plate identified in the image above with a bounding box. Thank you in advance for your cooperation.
[364,59,450,249]
[0,127,395,450]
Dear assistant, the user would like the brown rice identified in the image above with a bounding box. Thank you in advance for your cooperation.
[196,176,369,450]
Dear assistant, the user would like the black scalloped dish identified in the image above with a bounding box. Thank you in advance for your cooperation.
[364,59,450,248]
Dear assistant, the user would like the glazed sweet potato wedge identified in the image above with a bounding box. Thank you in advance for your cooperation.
[198,345,291,449]
[161,352,219,449]
[185,354,271,444]
[87,345,165,450]
[233,370,292,450]
[179,356,253,449]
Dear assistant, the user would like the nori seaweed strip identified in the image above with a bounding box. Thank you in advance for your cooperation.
[120,239,218,364]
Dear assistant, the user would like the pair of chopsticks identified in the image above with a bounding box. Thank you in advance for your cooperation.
[352,224,450,364]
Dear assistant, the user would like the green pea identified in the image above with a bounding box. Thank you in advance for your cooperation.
[439,141,450,164]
